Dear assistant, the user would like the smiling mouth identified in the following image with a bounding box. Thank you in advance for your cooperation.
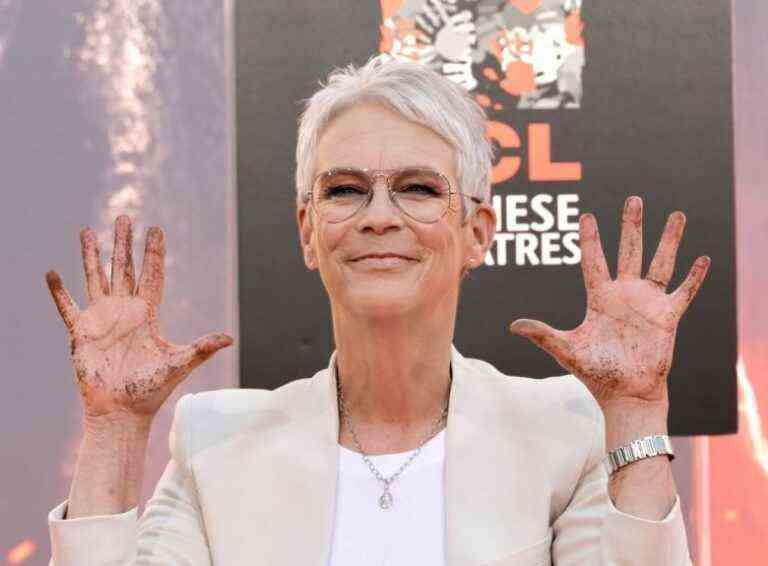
[350,253,417,262]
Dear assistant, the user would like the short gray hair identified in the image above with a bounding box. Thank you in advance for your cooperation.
[295,55,494,210]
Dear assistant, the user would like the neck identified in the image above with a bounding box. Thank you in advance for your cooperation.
[331,297,456,453]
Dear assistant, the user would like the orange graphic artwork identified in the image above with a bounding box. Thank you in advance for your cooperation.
[486,121,522,184]
[507,0,544,15]
[485,122,582,184]
[528,123,582,181]
[565,9,585,46]
[502,61,537,96]
[379,0,406,21]
[475,93,492,108]
[379,18,429,59]
[378,0,586,109]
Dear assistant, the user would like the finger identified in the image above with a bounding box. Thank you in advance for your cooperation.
[136,227,166,306]
[617,196,643,279]
[167,332,234,376]
[509,319,572,361]
[670,256,711,315]
[80,227,109,304]
[578,213,611,293]
[646,211,686,289]
[110,214,136,296]
[45,270,80,332]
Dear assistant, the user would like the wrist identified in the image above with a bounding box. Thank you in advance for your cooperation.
[83,410,154,438]
[599,397,669,452]
[82,412,153,462]
[68,414,151,519]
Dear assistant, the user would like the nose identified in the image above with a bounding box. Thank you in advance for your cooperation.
[354,177,405,234]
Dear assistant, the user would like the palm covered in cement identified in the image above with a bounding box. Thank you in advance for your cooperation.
[509,196,710,406]
[46,215,232,419]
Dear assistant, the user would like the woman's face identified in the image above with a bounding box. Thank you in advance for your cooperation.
[297,102,495,319]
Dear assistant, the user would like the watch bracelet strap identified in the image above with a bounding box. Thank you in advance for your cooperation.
[604,434,675,475]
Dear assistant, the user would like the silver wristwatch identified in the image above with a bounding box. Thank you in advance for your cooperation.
[604,434,675,475]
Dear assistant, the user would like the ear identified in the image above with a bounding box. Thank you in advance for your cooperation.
[296,202,317,271]
[463,201,496,268]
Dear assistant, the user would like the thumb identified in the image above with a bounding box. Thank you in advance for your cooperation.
[168,332,234,376]
[508,319,572,360]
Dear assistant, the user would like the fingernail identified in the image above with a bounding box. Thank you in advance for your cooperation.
[625,196,641,214]
[582,213,597,235]
[148,227,165,244]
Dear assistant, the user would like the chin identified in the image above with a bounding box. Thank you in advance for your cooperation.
[344,284,422,319]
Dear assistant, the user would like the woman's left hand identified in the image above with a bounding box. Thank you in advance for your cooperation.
[509,195,710,408]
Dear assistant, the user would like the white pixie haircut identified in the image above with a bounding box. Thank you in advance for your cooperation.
[295,55,495,213]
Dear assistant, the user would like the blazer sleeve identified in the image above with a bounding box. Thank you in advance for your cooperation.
[47,393,213,566]
[551,389,694,566]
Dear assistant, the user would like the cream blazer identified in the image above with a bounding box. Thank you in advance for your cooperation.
[49,345,692,566]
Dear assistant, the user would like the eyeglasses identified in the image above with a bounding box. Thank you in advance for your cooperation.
[303,166,484,224]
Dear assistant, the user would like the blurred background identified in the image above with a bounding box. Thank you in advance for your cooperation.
[1,1,765,564]
[0,1,238,563]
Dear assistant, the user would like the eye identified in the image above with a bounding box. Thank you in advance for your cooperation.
[325,185,367,197]
[399,184,441,196]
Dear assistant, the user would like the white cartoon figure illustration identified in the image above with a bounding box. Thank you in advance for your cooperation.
[379,0,585,108]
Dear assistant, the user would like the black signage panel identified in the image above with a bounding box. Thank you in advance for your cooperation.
[236,1,736,434]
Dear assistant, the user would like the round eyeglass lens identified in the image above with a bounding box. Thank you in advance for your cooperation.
[313,169,370,223]
[390,169,450,223]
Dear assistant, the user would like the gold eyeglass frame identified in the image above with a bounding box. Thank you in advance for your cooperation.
[303,166,484,225]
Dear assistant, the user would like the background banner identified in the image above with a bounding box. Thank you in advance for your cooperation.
[236,0,736,435]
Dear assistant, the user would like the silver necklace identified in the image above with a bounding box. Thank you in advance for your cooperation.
[335,371,451,511]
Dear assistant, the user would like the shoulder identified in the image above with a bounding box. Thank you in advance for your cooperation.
[169,374,321,465]
[456,354,605,462]
[459,354,603,425]
[183,375,316,416]
[458,355,606,509]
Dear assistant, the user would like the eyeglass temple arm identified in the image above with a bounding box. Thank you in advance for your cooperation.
[453,191,484,204]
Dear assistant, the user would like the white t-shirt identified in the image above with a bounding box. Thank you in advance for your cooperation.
[327,429,447,566]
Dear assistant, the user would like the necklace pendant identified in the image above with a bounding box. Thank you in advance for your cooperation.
[378,490,394,510]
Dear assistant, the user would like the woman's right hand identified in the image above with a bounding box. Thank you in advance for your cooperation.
[45,214,233,423]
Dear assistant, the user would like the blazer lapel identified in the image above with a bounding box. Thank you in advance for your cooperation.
[446,344,493,566]
[196,352,340,566]
[445,345,540,566]
[268,351,341,565]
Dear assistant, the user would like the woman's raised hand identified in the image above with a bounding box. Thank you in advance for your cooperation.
[508,196,710,407]
[46,215,233,421]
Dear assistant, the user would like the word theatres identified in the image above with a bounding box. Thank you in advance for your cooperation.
[485,193,581,267]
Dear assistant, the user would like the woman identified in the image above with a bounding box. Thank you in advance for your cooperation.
[46,56,707,565]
